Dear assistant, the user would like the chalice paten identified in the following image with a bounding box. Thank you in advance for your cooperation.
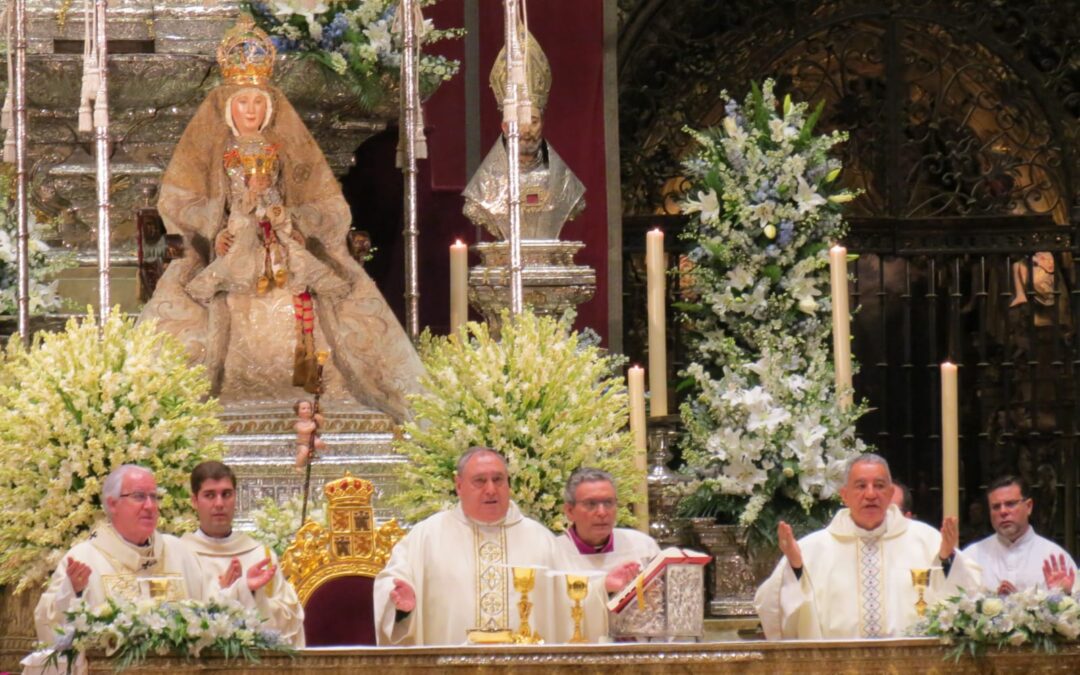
[565,574,590,643]
[512,566,543,644]
[910,569,931,617]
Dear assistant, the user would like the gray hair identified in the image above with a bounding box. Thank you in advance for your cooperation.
[455,446,507,476]
[102,465,154,519]
[845,453,892,484]
[564,467,615,505]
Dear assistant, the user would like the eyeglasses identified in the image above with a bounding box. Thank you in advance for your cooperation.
[578,498,617,513]
[119,491,163,504]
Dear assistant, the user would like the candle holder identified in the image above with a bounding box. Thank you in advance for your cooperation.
[910,568,931,617]
[512,566,543,644]
[565,574,589,643]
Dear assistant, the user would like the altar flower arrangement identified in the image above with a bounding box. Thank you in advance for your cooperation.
[249,493,326,557]
[916,587,1080,657]
[392,310,640,530]
[0,164,74,315]
[0,312,224,592]
[244,0,463,106]
[677,79,867,541]
[47,597,292,671]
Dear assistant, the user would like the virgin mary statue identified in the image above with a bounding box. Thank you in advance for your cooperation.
[139,16,423,422]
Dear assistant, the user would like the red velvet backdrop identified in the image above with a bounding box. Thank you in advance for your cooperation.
[342,0,610,343]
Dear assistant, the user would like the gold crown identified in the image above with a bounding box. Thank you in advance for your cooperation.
[324,471,376,506]
[216,15,276,87]
[489,30,552,113]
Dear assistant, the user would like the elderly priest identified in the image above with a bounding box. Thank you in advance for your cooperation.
[180,461,305,646]
[34,465,208,641]
[754,453,981,639]
[374,447,563,645]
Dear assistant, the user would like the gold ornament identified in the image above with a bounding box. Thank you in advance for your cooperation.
[489,30,552,112]
[216,14,277,87]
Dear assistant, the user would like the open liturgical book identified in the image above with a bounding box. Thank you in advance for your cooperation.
[606,547,710,613]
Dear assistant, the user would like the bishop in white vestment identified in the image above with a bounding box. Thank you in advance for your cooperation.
[754,454,981,640]
[34,466,208,643]
[554,468,660,642]
[373,448,562,645]
[963,476,1076,594]
[180,461,305,647]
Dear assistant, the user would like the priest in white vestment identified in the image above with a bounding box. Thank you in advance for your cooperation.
[34,465,208,642]
[963,475,1076,594]
[374,447,565,645]
[180,461,306,646]
[554,467,660,642]
[754,453,981,639]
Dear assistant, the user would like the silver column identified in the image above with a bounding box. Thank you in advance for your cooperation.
[501,0,523,315]
[94,0,111,323]
[13,0,29,341]
[400,0,420,339]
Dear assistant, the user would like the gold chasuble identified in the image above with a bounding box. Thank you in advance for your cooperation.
[34,524,207,642]
[180,530,306,646]
[373,502,561,645]
[754,505,982,639]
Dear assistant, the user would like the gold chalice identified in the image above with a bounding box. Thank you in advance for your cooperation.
[910,568,931,617]
[512,566,542,644]
[565,574,590,644]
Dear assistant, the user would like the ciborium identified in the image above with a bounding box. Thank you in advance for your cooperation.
[910,568,931,617]
[512,566,543,644]
[565,574,590,643]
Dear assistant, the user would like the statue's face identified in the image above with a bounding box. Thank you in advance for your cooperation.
[230,89,269,135]
[501,111,544,165]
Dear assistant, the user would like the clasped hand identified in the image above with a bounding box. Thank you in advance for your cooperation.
[218,556,276,592]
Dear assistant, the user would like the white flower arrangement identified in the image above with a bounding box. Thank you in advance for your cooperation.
[47,597,293,670]
[916,587,1080,657]
[0,164,75,316]
[244,0,463,107]
[249,492,325,557]
[392,310,641,531]
[0,312,225,592]
[677,79,867,539]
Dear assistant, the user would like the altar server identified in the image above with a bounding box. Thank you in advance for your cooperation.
[180,461,305,646]
[754,453,981,639]
[963,475,1075,595]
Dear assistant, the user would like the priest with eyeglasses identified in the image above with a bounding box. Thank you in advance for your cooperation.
[34,464,210,642]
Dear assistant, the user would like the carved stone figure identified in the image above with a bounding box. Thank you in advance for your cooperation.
[139,17,422,421]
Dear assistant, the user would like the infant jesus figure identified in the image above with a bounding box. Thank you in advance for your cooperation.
[294,398,326,472]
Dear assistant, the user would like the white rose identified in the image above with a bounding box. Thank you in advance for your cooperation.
[981,597,1003,617]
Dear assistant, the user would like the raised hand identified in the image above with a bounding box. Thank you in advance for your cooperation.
[219,558,242,589]
[604,561,641,593]
[246,556,276,592]
[996,580,1017,596]
[778,521,803,570]
[66,557,92,595]
[390,578,416,612]
[1043,554,1076,593]
[938,516,959,560]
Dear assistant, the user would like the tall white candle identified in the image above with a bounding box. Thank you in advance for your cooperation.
[941,361,959,521]
[449,240,468,334]
[646,229,668,417]
[829,245,853,410]
[627,365,649,532]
